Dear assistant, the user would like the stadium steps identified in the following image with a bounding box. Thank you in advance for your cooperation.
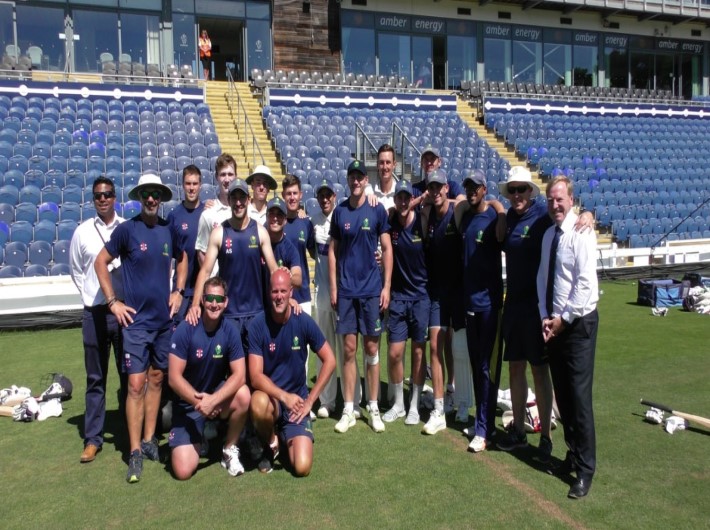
[205,81,284,181]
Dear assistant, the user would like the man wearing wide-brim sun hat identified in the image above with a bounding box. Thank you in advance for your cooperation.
[127,173,173,202]
[246,164,278,224]
[498,166,540,200]
[95,171,188,484]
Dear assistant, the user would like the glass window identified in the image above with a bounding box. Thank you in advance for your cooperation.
[573,45,597,86]
[246,1,270,19]
[630,51,653,90]
[412,36,432,88]
[173,13,196,68]
[0,3,13,59]
[447,35,476,89]
[604,46,627,88]
[247,19,271,74]
[16,5,66,72]
[512,40,541,84]
[378,33,410,80]
[121,13,160,66]
[342,27,375,76]
[543,42,570,85]
[484,38,510,82]
[74,10,119,72]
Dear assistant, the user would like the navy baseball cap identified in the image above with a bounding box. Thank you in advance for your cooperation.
[228,178,249,196]
[347,159,367,176]
[394,179,413,196]
[421,145,440,158]
[315,178,335,194]
[266,197,287,215]
[462,169,487,188]
[426,169,448,186]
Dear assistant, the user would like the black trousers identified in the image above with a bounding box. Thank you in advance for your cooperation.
[547,309,598,479]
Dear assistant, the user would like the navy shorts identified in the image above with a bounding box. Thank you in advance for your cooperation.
[168,407,205,447]
[276,401,314,443]
[336,296,383,336]
[428,293,465,331]
[388,298,430,343]
[228,314,257,354]
[501,302,548,366]
[122,327,171,374]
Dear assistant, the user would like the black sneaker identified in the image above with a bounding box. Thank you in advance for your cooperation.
[140,437,160,462]
[126,449,143,483]
[496,428,528,452]
[257,447,274,474]
[537,435,553,463]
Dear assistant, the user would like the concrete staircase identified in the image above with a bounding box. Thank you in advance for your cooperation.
[205,81,284,182]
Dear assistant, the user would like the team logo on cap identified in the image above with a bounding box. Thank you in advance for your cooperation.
[213,344,223,359]
[352,161,361,168]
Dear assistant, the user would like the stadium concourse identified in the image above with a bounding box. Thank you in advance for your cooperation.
[0,76,709,328]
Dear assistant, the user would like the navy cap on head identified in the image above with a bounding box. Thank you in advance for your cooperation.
[462,169,487,188]
[421,145,440,159]
[266,197,287,215]
[315,178,335,195]
[347,159,367,176]
[228,178,249,196]
[426,169,448,186]
[394,179,413,196]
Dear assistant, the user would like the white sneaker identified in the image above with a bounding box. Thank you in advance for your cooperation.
[463,426,475,438]
[444,390,455,414]
[316,405,331,419]
[352,409,362,420]
[404,408,420,425]
[367,406,385,433]
[334,411,356,433]
[221,444,245,476]
[468,435,487,453]
[455,402,469,423]
[309,410,316,421]
[422,409,447,435]
[382,406,405,423]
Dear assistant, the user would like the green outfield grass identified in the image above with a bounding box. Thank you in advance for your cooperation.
[1,280,709,529]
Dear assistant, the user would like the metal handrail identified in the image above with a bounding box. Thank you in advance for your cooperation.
[353,121,423,183]
[226,67,265,169]
[391,121,422,181]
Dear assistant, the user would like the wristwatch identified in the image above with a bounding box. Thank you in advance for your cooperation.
[174,288,185,296]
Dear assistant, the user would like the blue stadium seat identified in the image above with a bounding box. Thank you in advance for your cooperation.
[50,263,71,276]
[4,241,28,267]
[23,263,48,278]
[38,202,60,223]
[52,240,71,265]
[0,265,23,278]
[81,203,96,220]
[0,202,13,224]
[60,202,82,223]
[18,185,41,205]
[0,221,8,246]
[122,200,140,218]
[33,219,56,243]
[41,185,63,204]
[28,240,52,267]
[56,219,78,241]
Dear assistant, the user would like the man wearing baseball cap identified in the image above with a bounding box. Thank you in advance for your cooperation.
[188,178,278,352]
[329,159,393,434]
[246,164,278,224]
[413,146,465,202]
[454,169,504,453]
[262,196,302,304]
[95,173,188,483]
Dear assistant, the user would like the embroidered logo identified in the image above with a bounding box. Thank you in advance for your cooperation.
[292,336,300,350]
[249,235,258,249]
[299,229,305,242]
[269,342,276,352]
[362,218,370,231]
[213,344,223,359]
[181,223,188,231]
[225,238,233,254]
[521,225,530,239]
[345,222,351,231]
[196,348,203,359]
[162,243,169,256]
[475,230,483,244]
[140,242,148,251]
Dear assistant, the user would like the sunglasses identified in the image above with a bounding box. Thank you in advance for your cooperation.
[93,191,115,200]
[140,190,162,201]
[203,294,226,303]
[507,185,530,195]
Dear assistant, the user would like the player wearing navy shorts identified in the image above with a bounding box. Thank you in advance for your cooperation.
[455,170,504,453]
[167,165,205,322]
[249,269,336,476]
[96,173,187,483]
[329,159,393,433]
[168,277,251,479]
[187,178,278,348]
[262,196,302,304]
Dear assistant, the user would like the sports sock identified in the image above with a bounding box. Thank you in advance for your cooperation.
[393,382,404,411]
[368,400,379,413]
[410,384,422,411]
[343,402,353,414]
[434,398,444,414]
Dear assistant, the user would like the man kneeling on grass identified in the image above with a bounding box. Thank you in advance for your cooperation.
[168,277,251,480]
[248,269,336,476]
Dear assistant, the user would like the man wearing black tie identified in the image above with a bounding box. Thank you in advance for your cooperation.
[536,175,599,500]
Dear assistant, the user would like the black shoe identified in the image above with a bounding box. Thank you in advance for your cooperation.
[547,452,575,476]
[497,428,528,452]
[536,435,553,464]
[568,477,592,499]
[257,447,274,474]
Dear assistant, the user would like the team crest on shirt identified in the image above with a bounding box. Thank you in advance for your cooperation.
[249,235,258,249]
[213,344,223,359]
[162,243,169,256]
[362,218,370,231]
[225,238,233,254]
[475,230,484,244]
[412,227,422,244]
[181,223,188,231]
[140,242,148,251]
[391,230,400,245]
[196,348,204,359]
[521,225,530,239]
[277,259,284,266]
[269,342,276,352]
[292,336,300,350]
[298,230,305,242]
[445,221,456,235]
[344,222,351,231]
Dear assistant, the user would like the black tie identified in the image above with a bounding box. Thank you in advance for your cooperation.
[546,226,562,317]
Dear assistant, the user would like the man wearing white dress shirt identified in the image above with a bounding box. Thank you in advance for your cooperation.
[537,175,599,500]
[70,176,127,463]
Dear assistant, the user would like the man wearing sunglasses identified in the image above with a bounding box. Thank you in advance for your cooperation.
[168,277,251,480]
[167,165,206,323]
[70,176,128,464]
[96,173,188,483]
[195,153,238,275]
[329,159,393,434]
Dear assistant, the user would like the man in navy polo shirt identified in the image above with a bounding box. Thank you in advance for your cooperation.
[262,196,302,305]
[249,269,335,475]
[329,159,392,434]
[96,173,188,483]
